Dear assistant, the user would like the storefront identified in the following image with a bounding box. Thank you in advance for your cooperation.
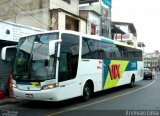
[0,20,45,97]
[0,41,16,96]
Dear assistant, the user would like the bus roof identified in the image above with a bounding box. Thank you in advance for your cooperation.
[21,30,138,49]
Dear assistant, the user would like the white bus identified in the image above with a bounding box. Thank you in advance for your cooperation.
[1,30,144,101]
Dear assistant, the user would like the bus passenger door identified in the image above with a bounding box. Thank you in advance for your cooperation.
[57,33,81,100]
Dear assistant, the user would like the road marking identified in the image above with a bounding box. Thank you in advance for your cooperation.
[47,80,155,116]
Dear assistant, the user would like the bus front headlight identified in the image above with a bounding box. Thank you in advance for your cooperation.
[41,84,58,90]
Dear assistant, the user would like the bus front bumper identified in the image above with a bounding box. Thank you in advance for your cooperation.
[13,88,59,101]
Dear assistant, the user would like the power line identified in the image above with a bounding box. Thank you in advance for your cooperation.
[0,0,14,10]
[0,0,16,20]
[8,0,49,28]
[0,1,11,7]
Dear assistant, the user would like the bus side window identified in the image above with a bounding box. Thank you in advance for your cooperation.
[111,45,121,59]
[82,38,92,59]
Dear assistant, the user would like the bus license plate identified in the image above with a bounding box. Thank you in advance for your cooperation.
[26,94,33,98]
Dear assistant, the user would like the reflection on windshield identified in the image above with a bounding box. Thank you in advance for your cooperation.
[14,33,59,81]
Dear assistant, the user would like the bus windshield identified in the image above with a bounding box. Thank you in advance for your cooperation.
[13,33,59,81]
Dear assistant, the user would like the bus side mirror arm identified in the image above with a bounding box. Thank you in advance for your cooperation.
[1,46,17,61]
[1,47,7,60]
[49,40,62,56]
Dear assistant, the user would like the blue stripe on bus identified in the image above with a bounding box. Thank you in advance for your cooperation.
[101,38,114,44]
[103,60,111,87]
[125,61,137,71]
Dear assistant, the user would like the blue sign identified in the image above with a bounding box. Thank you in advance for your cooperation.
[101,0,111,8]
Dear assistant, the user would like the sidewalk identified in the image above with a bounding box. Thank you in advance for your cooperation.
[0,97,21,106]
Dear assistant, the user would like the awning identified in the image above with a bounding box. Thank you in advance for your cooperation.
[111,25,126,34]
[79,0,99,4]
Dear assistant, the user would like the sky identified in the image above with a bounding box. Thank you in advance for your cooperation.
[111,0,160,53]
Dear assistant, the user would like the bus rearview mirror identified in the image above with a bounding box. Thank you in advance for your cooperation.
[49,40,62,56]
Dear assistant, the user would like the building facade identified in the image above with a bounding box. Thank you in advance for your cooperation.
[0,0,87,33]
[111,22,137,46]
[144,51,160,70]
[79,9,101,35]
[79,1,112,38]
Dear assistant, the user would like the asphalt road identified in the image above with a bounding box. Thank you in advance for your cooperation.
[0,75,160,116]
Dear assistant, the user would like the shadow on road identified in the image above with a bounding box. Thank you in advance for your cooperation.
[18,83,146,110]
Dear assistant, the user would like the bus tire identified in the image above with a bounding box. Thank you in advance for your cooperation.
[82,83,91,101]
[129,75,135,88]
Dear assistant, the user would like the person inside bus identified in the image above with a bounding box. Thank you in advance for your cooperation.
[98,49,107,59]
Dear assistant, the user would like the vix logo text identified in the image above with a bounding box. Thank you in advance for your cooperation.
[108,64,120,80]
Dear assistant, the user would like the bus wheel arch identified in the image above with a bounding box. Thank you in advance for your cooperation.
[82,80,94,101]
[129,74,135,88]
